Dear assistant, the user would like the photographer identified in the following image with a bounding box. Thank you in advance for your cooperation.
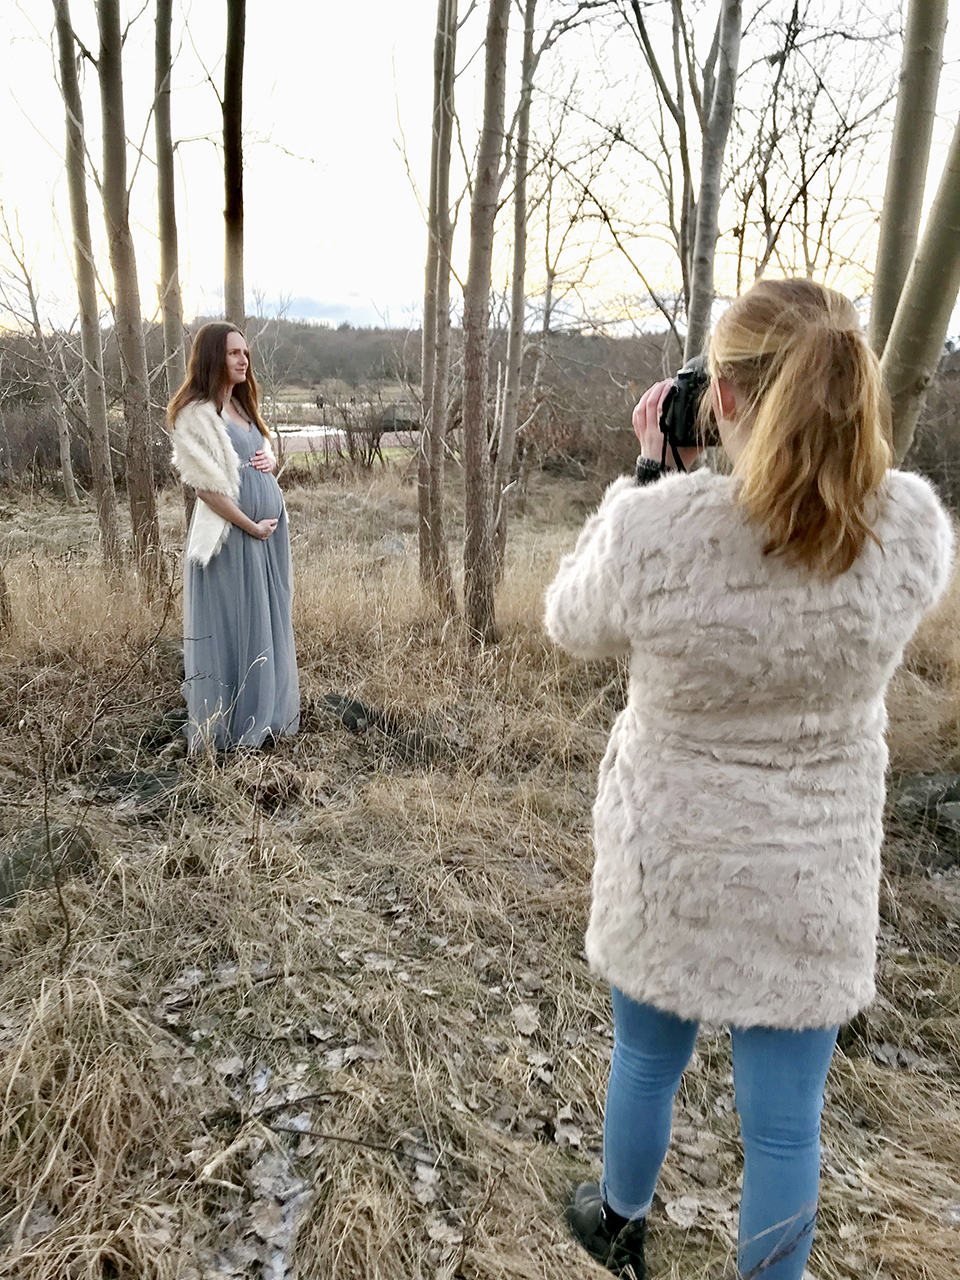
[545,278,954,1280]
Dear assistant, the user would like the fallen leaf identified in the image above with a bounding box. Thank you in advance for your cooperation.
[247,1198,285,1243]
[665,1196,700,1228]
[426,1214,464,1245]
[511,1003,540,1036]
[413,1161,441,1205]
[555,1121,582,1148]
[212,1055,245,1079]
[250,1062,272,1094]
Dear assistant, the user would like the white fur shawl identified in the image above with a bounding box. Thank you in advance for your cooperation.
[545,468,954,1029]
[169,400,275,565]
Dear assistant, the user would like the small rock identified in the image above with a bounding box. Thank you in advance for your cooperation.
[322,693,379,735]
[372,535,406,559]
[0,821,97,909]
[137,706,188,750]
[96,768,181,815]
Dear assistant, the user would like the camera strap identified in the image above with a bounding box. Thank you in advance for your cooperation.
[660,434,687,474]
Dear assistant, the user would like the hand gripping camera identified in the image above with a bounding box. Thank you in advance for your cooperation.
[657,355,718,471]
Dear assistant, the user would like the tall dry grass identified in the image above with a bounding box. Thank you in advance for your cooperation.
[0,471,958,1280]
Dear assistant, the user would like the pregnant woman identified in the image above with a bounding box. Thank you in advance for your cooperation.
[168,322,300,751]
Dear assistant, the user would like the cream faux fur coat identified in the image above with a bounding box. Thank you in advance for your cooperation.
[544,468,954,1029]
[169,400,276,565]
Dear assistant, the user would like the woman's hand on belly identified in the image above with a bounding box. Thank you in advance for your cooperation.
[250,449,274,473]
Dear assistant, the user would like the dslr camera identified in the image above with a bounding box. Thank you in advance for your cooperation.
[657,355,718,468]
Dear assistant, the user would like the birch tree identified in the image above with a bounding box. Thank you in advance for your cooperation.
[492,0,537,578]
[53,0,121,574]
[419,0,458,618]
[97,0,161,581]
[462,0,510,645]
[224,0,246,325]
[681,0,741,358]
[879,114,960,461]
[868,0,948,354]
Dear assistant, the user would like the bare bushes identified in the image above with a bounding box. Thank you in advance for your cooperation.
[905,359,960,511]
[0,404,174,497]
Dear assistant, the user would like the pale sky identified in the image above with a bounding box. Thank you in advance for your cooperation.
[2,0,442,327]
[1,2,959,334]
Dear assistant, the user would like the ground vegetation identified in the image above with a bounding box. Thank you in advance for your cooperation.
[0,468,959,1279]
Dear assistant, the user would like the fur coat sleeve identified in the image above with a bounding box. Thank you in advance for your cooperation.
[170,400,274,566]
[543,475,636,658]
[543,471,703,657]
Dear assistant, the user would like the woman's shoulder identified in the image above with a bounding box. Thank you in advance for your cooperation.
[878,469,955,603]
[884,467,947,511]
[602,466,739,538]
[881,469,953,543]
[173,398,223,433]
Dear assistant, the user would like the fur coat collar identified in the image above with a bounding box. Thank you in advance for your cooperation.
[170,399,275,565]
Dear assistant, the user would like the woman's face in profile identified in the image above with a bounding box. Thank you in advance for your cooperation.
[224,332,249,387]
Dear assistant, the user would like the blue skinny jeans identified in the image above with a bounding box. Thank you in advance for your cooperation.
[602,988,839,1280]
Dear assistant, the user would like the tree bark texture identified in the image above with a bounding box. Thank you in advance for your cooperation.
[155,0,186,398]
[53,0,122,571]
[419,0,457,617]
[881,112,960,462]
[493,0,537,578]
[462,0,510,646]
[224,0,246,325]
[155,0,193,528]
[869,0,948,354]
[684,0,741,360]
[97,0,161,583]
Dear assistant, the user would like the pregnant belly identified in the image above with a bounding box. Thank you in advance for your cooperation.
[240,471,284,522]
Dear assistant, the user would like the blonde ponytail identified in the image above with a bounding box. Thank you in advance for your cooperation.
[709,280,891,577]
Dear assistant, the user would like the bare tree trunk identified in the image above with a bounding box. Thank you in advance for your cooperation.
[224,0,245,325]
[53,0,122,572]
[53,395,80,506]
[881,113,960,462]
[97,0,161,584]
[684,0,741,360]
[155,0,192,527]
[419,0,457,617]
[493,0,537,579]
[156,0,186,397]
[462,0,510,646]
[869,0,948,354]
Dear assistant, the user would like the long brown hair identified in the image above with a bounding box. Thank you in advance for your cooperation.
[707,278,891,577]
[166,322,270,437]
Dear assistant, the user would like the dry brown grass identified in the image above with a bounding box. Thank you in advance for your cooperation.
[0,470,958,1279]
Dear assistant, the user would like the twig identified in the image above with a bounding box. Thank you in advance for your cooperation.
[453,1164,505,1276]
[265,1124,401,1155]
[35,719,73,975]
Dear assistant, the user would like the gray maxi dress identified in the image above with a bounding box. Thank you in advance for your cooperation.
[182,416,300,750]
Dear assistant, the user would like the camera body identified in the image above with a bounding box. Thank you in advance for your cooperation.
[658,355,717,450]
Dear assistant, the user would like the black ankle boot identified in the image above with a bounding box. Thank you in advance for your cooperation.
[566,1182,647,1279]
